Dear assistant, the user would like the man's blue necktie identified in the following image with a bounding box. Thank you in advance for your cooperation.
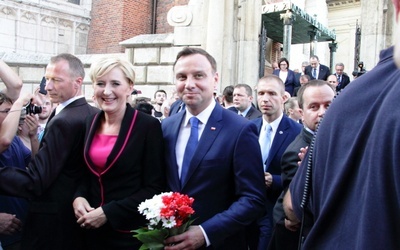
[312,68,317,78]
[181,117,199,186]
[260,124,272,171]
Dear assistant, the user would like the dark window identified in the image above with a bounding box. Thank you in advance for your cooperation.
[68,0,80,5]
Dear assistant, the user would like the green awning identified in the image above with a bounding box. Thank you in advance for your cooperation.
[262,2,336,44]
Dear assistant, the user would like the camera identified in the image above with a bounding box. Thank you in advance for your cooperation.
[24,99,42,115]
[352,61,367,78]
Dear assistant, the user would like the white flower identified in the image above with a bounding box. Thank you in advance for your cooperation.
[138,192,174,227]
[162,216,177,228]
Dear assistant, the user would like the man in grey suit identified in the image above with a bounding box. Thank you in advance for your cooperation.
[231,84,262,120]
[0,53,98,250]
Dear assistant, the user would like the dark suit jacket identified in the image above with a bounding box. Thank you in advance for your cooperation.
[336,73,351,92]
[305,64,331,81]
[162,104,265,249]
[252,115,302,200]
[169,99,185,116]
[250,115,301,246]
[228,106,262,120]
[293,86,300,97]
[0,97,98,250]
[273,127,313,224]
[273,69,298,96]
[76,104,166,249]
[245,106,262,120]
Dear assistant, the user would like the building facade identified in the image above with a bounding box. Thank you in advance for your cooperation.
[0,0,395,99]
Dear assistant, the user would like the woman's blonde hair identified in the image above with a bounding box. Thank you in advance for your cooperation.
[89,56,135,85]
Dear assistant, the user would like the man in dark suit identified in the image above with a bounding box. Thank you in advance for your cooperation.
[304,55,331,81]
[0,53,98,250]
[334,62,351,91]
[169,99,185,115]
[231,83,262,120]
[162,47,265,249]
[269,80,335,250]
[248,75,301,249]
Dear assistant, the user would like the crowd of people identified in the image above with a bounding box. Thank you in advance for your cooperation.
[1,1,400,248]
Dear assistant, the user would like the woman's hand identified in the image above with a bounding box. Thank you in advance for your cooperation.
[76,207,107,229]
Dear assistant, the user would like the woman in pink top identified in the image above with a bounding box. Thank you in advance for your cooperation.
[72,57,166,249]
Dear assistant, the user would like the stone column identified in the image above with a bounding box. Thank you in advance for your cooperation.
[280,10,294,61]
[236,0,262,86]
[328,42,337,72]
[205,0,225,83]
[360,0,393,68]
[308,29,319,57]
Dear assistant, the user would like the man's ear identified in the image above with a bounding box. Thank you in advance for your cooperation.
[213,72,219,90]
[282,93,289,103]
[74,77,83,90]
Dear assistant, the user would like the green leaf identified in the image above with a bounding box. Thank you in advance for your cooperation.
[133,228,168,249]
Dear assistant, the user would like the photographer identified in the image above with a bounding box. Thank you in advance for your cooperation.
[0,93,38,154]
[0,60,38,250]
[352,61,367,79]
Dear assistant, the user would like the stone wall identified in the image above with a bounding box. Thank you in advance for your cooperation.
[0,0,91,55]
[0,36,181,103]
[0,52,126,104]
[120,33,182,100]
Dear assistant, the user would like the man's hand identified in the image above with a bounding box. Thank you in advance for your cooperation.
[0,213,22,235]
[297,146,308,166]
[283,190,301,232]
[164,226,205,250]
[264,172,273,188]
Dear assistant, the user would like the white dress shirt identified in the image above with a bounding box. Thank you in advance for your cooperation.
[55,95,85,115]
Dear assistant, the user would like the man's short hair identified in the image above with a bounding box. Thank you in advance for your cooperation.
[258,74,285,95]
[310,55,320,61]
[50,53,85,79]
[154,89,167,99]
[222,85,234,103]
[297,80,335,109]
[174,47,217,73]
[234,84,253,97]
[335,62,345,68]
[284,97,298,115]
[300,75,311,81]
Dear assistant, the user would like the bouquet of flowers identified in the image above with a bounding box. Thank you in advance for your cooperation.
[133,192,195,250]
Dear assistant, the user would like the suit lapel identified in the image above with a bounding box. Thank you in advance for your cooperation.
[181,105,223,188]
[246,107,254,119]
[39,109,56,148]
[40,98,87,147]
[265,116,290,168]
[84,112,101,175]
[167,111,186,191]
[253,117,263,134]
